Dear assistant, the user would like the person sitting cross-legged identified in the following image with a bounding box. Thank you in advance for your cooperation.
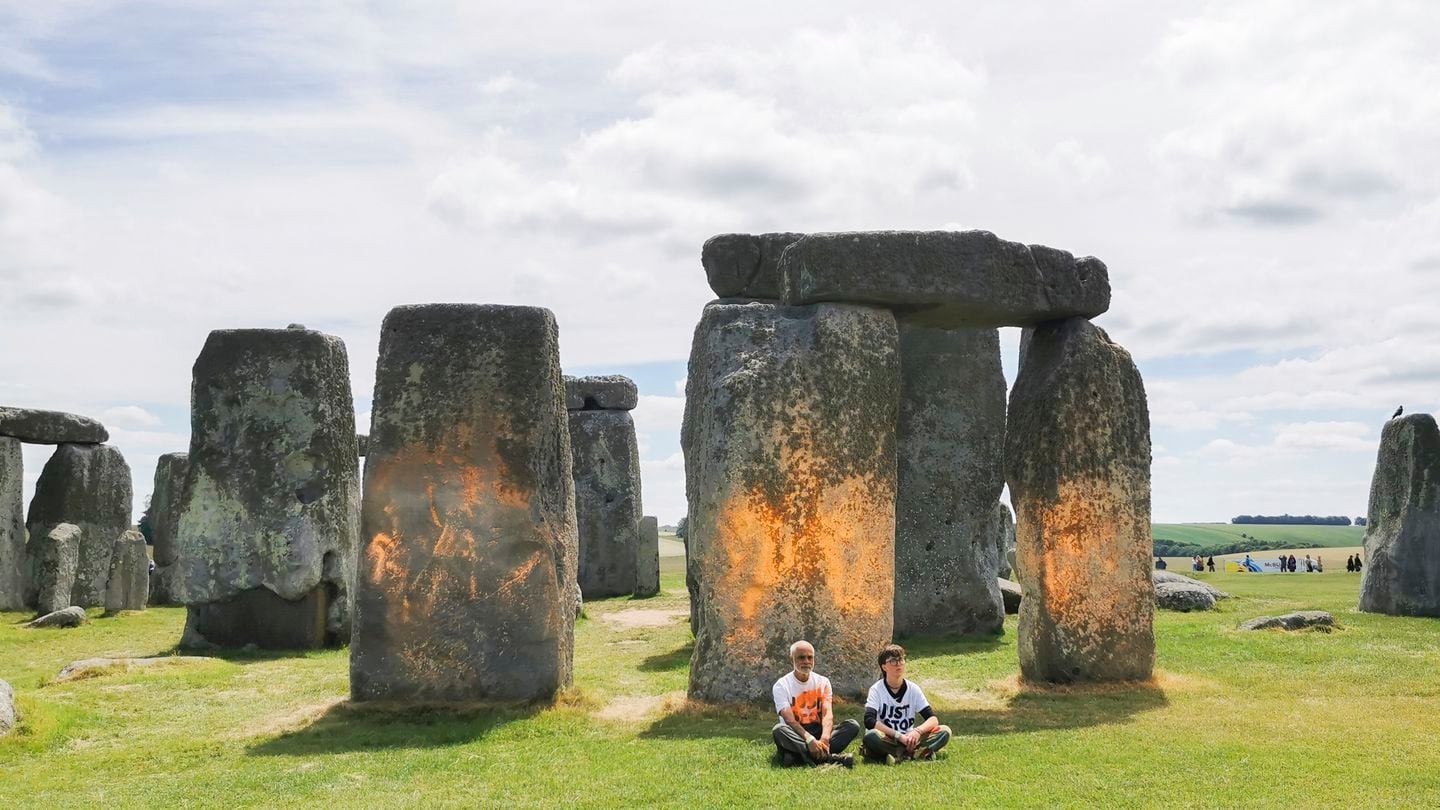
[862,644,951,764]
[770,640,860,768]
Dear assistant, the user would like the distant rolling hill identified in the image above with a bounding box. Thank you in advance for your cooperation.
[1152,523,1365,552]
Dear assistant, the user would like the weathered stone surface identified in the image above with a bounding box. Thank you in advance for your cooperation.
[0,406,108,444]
[635,516,660,598]
[0,437,23,610]
[104,530,149,612]
[992,501,1018,581]
[701,232,805,300]
[999,578,1022,614]
[779,231,1110,329]
[25,605,86,628]
[26,444,132,607]
[894,323,1006,637]
[1152,570,1229,599]
[183,587,331,649]
[352,304,576,703]
[355,434,368,457]
[1238,611,1335,631]
[147,452,188,605]
[0,678,15,737]
[570,409,643,599]
[1006,317,1154,683]
[565,375,639,411]
[1358,414,1440,617]
[172,327,358,646]
[683,300,899,700]
[55,656,219,683]
[1154,581,1216,612]
[27,523,81,614]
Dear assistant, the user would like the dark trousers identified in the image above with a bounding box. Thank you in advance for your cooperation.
[772,719,860,763]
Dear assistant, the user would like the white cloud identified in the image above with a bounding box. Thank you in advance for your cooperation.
[101,405,162,429]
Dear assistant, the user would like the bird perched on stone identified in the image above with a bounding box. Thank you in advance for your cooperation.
[1392,406,1404,419]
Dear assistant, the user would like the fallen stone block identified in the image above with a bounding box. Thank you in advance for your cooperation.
[1238,611,1335,631]
[54,655,220,683]
[25,605,87,628]
[1153,570,1229,599]
[999,578,1022,615]
[1155,581,1217,612]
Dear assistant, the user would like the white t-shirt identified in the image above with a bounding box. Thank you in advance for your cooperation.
[865,679,931,733]
[772,671,832,726]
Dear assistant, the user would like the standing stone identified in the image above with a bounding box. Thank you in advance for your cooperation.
[25,444,132,607]
[991,501,1017,580]
[172,327,358,649]
[894,323,1006,637]
[635,516,660,598]
[27,523,81,615]
[351,304,576,703]
[104,529,149,612]
[0,406,108,444]
[147,452,189,605]
[567,385,643,599]
[1358,414,1440,617]
[778,231,1110,328]
[0,437,23,610]
[683,301,899,701]
[0,678,16,737]
[1006,317,1154,683]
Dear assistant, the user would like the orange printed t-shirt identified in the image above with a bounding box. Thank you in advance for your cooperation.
[772,672,832,725]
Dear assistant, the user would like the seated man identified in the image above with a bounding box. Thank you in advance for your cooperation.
[863,644,951,763]
[771,640,860,768]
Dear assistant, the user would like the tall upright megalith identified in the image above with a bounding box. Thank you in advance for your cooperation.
[893,322,1006,637]
[1358,414,1440,617]
[1006,317,1154,683]
[26,444,132,607]
[173,326,359,649]
[148,452,189,605]
[28,523,81,615]
[683,301,899,701]
[351,304,576,703]
[566,375,644,599]
[635,516,661,598]
[0,438,23,610]
[105,529,149,612]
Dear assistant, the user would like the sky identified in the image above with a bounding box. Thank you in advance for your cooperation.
[1,1,1438,526]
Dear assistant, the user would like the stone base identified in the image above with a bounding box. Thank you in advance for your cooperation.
[184,586,334,649]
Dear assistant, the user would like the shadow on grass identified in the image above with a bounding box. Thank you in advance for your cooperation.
[638,681,1167,743]
[639,642,692,672]
[901,634,1006,658]
[247,700,544,755]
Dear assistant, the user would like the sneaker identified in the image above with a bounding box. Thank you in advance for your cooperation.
[779,750,802,767]
[829,753,855,769]
[883,753,897,766]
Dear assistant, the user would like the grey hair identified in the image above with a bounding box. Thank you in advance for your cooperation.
[789,640,813,657]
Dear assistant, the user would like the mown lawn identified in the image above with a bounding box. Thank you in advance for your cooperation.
[2,566,1437,808]
[1152,523,1365,550]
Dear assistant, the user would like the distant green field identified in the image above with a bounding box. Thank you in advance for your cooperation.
[1152,523,1365,551]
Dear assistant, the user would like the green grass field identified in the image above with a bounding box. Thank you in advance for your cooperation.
[1153,522,1365,550]
[3,563,1438,807]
